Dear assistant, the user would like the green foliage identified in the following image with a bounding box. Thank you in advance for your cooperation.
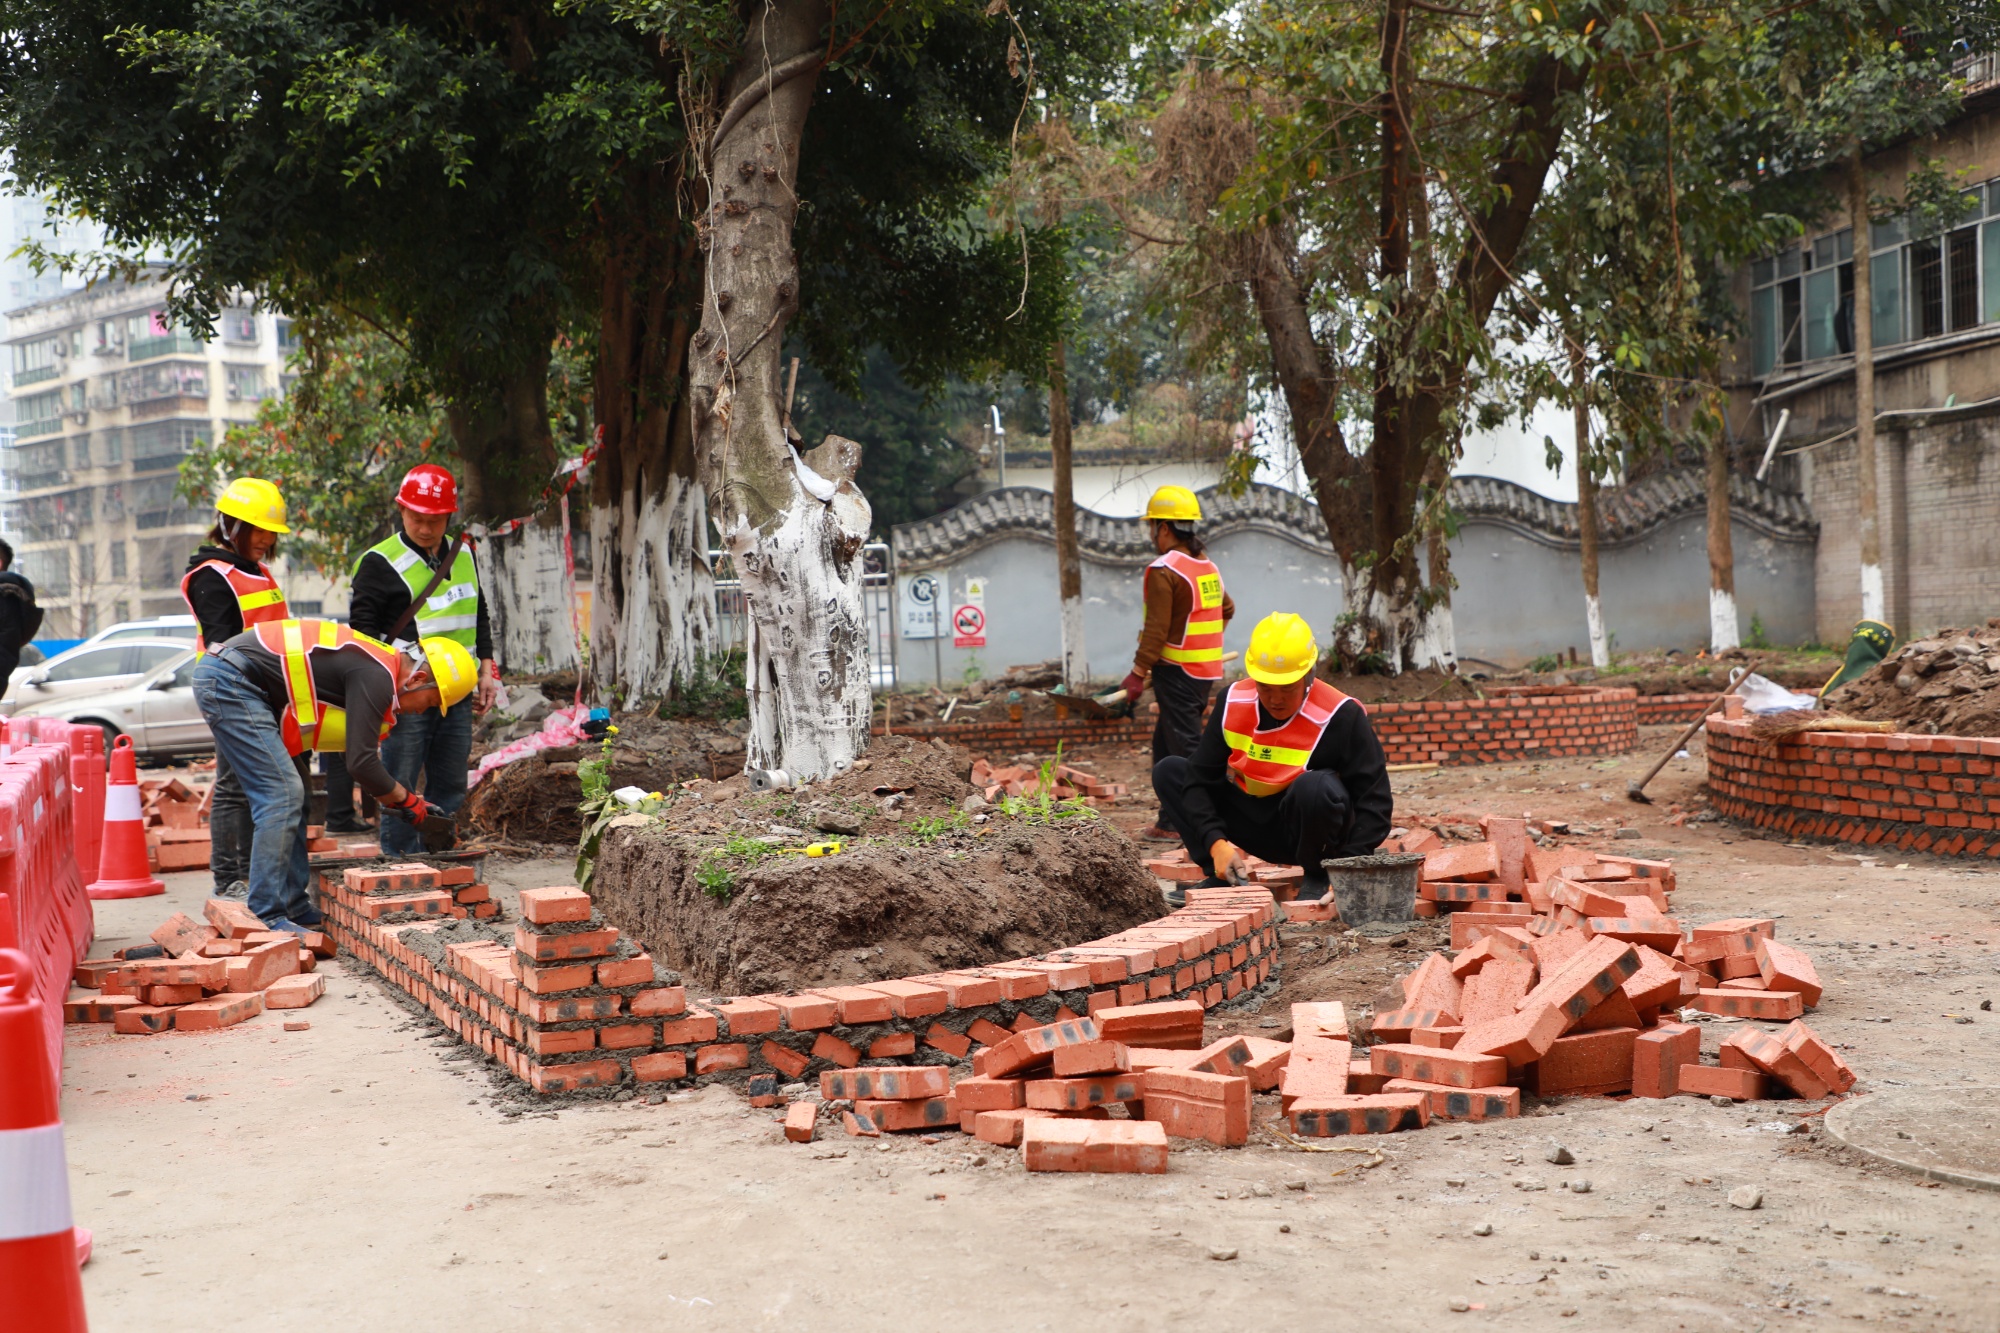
[656,650,749,721]
[789,350,980,535]
[1526,654,1563,674]
[1746,614,1772,652]
[695,833,782,902]
[908,810,970,843]
[177,321,451,577]
[998,744,1096,825]
[574,727,661,893]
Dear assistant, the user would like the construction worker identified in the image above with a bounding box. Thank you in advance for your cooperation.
[181,478,292,901]
[1152,613,1392,905]
[345,463,500,854]
[1125,485,1235,842]
[191,618,477,934]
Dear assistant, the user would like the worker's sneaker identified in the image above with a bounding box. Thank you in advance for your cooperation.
[215,879,249,901]
[291,906,326,930]
[1294,871,1331,902]
[1139,824,1179,842]
[323,816,374,835]
[262,917,312,939]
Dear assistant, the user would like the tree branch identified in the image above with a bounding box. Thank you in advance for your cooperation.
[709,50,824,159]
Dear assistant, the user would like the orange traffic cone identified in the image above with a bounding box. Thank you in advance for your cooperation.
[84,736,163,901]
[0,946,89,1332]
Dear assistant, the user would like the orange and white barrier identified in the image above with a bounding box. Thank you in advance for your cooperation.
[84,736,162,902]
[0,945,90,1331]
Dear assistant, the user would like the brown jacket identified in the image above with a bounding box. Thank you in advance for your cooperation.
[1133,556,1235,673]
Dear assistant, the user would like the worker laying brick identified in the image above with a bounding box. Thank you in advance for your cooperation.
[191,617,477,935]
[1153,613,1392,904]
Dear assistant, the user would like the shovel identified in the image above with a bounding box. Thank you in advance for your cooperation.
[1627,667,1746,804]
[1048,652,1240,721]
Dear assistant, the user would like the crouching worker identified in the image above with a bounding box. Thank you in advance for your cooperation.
[191,618,478,935]
[1153,612,1393,905]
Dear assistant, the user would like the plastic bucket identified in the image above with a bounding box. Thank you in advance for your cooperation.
[1321,852,1423,926]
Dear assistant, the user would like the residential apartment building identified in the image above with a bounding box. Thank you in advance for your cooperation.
[1730,56,2000,643]
[1,267,340,637]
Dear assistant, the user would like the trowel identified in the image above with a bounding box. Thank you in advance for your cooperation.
[391,805,459,852]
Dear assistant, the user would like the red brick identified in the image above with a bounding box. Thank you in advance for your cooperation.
[518,886,592,924]
[1051,1039,1130,1077]
[1682,930,1765,966]
[1238,1035,1291,1091]
[711,997,781,1036]
[854,1095,960,1133]
[762,1040,811,1079]
[1092,999,1204,1049]
[437,864,478,887]
[515,959,596,994]
[820,1066,950,1100]
[1369,1043,1508,1089]
[203,897,266,939]
[923,1023,972,1057]
[1754,938,1823,1007]
[531,1058,621,1092]
[783,1102,818,1142]
[633,1051,689,1082]
[1021,1119,1168,1174]
[527,1026,597,1055]
[982,1018,1103,1078]
[263,973,325,1010]
[1458,1000,1568,1064]
[1677,1063,1768,1100]
[113,1004,176,1035]
[1371,1008,1453,1041]
[628,986,687,1017]
[226,940,302,994]
[1720,1027,1828,1098]
[150,912,218,957]
[1716,953,1764,980]
[1521,936,1641,1025]
[64,996,142,1023]
[119,956,227,989]
[1422,843,1499,882]
[514,923,619,961]
[1688,989,1804,1021]
[1584,918,1683,952]
[868,1032,917,1058]
[859,979,950,1019]
[967,1018,1012,1048]
[1527,1027,1638,1097]
[599,1022,655,1050]
[72,959,121,988]
[598,955,654,988]
[1632,1023,1701,1098]
[1690,917,1773,940]
[1400,952,1465,1015]
[810,986,896,1025]
[695,1043,749,1075]
[811,1032,861,1067]
[144,983,202,1006]
[953,1075,1025,1112]
[1779,1020,1854,1094]
[659,1014,720,1045]
[920,973,1006,1007]
[174,992,265,1031]
[1289,1093,1429,1136]
[1381,1079,1520,1121]
[1027,1074,1146,1111]
[973,1107,1059,1146]
[524,993,620,1024]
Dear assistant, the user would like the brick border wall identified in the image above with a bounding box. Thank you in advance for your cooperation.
[1705,716,2000,857]
[1636,693,1717,726]
[322,865,1281,1096]
[879,686,1639,768]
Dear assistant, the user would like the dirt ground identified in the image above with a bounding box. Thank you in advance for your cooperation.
[61,727,2000,1329]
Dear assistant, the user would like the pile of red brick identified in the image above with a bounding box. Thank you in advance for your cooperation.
[1265,816,1854,1133]
[137,775,356,872]
[969,758,1128,807]
[63,898,330,1033]
[1141,845,1305,895]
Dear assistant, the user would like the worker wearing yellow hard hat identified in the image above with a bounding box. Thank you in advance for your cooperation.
[1152,612,1394,906]
[1128,485,1236,842]
[190,618,475,935]
[181,477,294,901]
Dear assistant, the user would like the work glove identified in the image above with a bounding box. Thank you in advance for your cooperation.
[1210,838,1249,885]
[385,789,437,826]
[1119,671,1146,701]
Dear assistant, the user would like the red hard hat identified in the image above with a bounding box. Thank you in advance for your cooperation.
[396,463,459,514]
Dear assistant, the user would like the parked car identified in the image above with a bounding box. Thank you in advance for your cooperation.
[9,647,211,760]
[0,637,194,716]
[79,614,200,647]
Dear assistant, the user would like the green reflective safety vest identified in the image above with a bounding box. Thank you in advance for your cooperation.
[363,532,480,650]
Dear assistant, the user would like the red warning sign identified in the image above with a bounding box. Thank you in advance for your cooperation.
[951,603,986,648]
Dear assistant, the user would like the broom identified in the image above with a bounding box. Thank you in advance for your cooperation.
[1747,710,1898,742]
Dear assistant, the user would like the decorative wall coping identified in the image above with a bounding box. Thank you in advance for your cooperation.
[1705,715,2000,857]
[1451,471,1818,549]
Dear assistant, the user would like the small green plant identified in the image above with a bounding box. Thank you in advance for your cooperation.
[1745,614,1772,651]
[695,832,783,901]
[998,743,1097,825]
[962,653,984,685]
[657,650,748,720]
[575,725,668,892]
[909,810,969,842]
[1526,653,1563,673]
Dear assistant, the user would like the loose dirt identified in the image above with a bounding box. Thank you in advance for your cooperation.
[1825,621,2000,737]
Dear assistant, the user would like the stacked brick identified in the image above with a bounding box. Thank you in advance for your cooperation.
[1635,693,1720,726]
[1141,846,1305,897]
[876,685,1640,768]
[1706,715,2000,857]
[328,880,1280,1099]
[64,897,331,1033]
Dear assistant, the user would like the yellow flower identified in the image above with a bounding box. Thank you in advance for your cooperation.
[607,725,620,734]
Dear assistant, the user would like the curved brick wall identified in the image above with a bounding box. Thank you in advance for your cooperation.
[881,685,1638,768]
[1706,716,2000,857]
[1636,693,1717,726]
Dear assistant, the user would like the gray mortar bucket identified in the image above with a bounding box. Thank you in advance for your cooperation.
[1320,852,1424,927]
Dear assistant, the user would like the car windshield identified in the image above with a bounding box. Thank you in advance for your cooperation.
[43,646,131,683]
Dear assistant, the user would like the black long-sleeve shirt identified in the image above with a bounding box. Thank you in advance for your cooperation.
[1177,692,1394,858]
[182,546,271,647]
[0,570,36,654]
[216,630,402,799]
[348,534,493,660]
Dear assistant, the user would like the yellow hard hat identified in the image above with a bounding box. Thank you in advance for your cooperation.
[1245,612,1319,685]
[418,636,479,713]
[216,477,290,534]
[1143,485,1202,523]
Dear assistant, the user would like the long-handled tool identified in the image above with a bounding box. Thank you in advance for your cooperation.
[1051,651,1243,721]
[1626,667,1745,804]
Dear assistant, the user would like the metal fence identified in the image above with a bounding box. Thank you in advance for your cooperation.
[708,541,898,689]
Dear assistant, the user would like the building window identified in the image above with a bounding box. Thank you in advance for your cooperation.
[222,309,259,344]
[224,364,266,403]
[292,600,323,617]
[275,318,299,352]
[9,334,67,387]
[114,600,130,623]
[14,388,64,437]
[69,435,90,469]
[110,541,127,579]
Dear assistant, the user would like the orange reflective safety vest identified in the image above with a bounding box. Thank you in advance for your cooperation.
[1221,678,1355,797]
[1151,549,1226,679]
[250,619,403,756]
[180,559,289,652]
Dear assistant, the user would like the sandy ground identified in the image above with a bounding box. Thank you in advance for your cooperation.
[59,729,2000,1330]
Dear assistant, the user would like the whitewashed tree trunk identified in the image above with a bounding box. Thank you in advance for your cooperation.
[1049,341,1087,687]
[589,473,718,706]
[1584,594,1610,669]
[474,518,577,673]
[692,0,870,779]
[1337,565,1456,673]
[1849,149,1887,626]
[1059,595,1088,688]
[1705,432,1739,652]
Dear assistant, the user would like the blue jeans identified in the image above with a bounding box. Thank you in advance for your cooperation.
[192,655,316,925]
[377,700,472,855]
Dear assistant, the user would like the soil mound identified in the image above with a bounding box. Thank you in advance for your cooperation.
[588,812,1162,995]
[1824,622,2000,737]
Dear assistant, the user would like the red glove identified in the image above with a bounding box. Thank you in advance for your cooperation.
[385,789,436,825]
[1120,671,1146,700]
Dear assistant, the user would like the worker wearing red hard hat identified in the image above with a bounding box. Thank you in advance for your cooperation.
[335,463,499,851]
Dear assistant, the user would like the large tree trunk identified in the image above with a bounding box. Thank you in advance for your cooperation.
[1571,346,1609,668]
[1049,340,1086,688]
[693,0,871,780]
[1849,148,1885,625]
[475,513,577,672]
[1705,427,1739,651]
[590,195,718,706]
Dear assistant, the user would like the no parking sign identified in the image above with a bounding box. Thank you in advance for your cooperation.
[951,603,986,648]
